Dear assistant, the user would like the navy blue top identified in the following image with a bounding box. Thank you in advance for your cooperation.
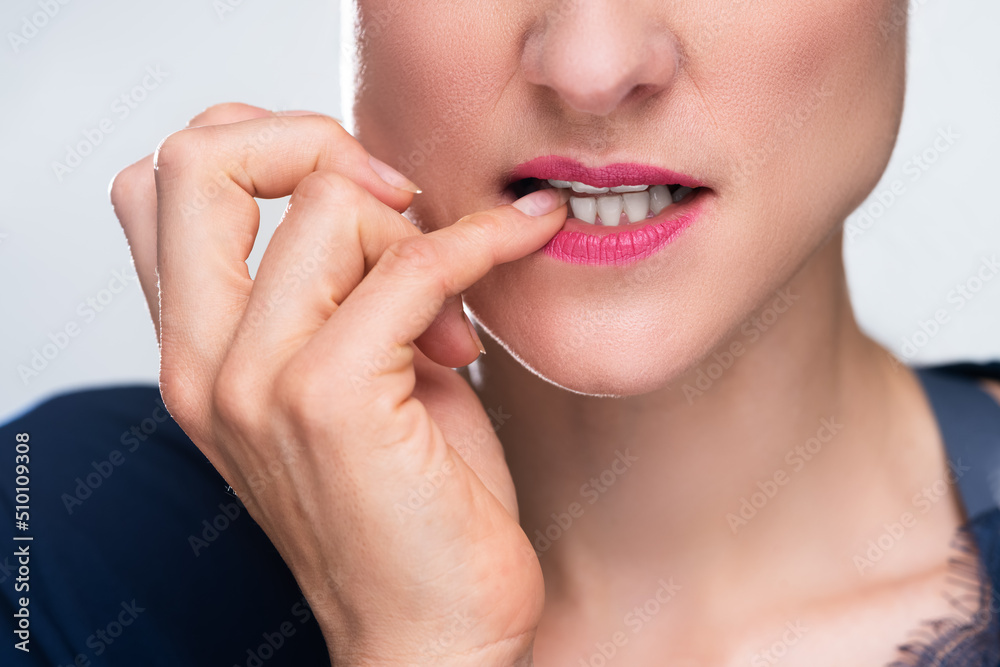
[1,363,999,665]
[894,363,1000,665]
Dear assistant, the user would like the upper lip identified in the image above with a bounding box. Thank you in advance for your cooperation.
[508,155,704,190]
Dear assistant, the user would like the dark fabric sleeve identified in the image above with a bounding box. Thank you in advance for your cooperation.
[0,386,330,667]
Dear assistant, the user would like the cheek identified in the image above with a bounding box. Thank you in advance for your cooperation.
[664,0,908,316]
[354,1,523,227]
[691,0,907,219]
[354,0,908,396]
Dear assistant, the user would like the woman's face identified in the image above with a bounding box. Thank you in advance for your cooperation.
[352,0,907,396]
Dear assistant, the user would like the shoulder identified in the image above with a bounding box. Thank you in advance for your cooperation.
[914,360,1000,409]
[912,361,1000,515]
[0,386,329,665]
[981,378,1000,407]
[2,384,171,434]
[0,384,194,477]
[930,361,1000,408]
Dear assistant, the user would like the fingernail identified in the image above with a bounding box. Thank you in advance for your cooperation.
[369,155,422,194]
[512,188,570,216]
[465,313,486,358]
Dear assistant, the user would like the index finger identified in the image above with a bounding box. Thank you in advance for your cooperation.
[307,187,570,398]
[153,114,420,416]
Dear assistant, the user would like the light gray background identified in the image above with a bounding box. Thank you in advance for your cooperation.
[1,0,997,422]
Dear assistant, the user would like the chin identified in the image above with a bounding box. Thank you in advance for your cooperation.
[524,357,681,399]
[479,321,699,398]
[466,284,725,398]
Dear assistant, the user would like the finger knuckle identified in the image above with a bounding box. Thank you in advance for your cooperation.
[210,361,253,432]
[187,102,260,128]
[382,236,445,280]
[272,364,332,437]
[461,210,510,247]
[158,366,198,429]
[298,116,368,169]
[293,171,363,210]
[154,128,206,181]
[108,162,149,227]
[311,113,350,142]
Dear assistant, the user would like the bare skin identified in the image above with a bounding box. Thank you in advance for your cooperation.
[108,0,997,664]
[478,234,973,665]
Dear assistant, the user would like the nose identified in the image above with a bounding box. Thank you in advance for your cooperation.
[522,1,680,117]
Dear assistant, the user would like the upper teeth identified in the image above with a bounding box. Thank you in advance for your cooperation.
[546,180,686,226]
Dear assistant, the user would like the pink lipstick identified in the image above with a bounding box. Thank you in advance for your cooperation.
[510,156,704,190]
[508,156,708,266]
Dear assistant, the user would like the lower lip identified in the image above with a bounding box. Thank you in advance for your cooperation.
[542,193,705,266]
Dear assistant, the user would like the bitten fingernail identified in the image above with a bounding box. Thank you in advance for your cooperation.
[512,188,570,216]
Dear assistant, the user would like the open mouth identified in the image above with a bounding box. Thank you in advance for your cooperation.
[508,178,703,227]
[505,156,710,265]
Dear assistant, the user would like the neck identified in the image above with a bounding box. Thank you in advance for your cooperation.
[473,231,960,623]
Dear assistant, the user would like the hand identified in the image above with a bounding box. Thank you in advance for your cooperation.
[109,103,568,665]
